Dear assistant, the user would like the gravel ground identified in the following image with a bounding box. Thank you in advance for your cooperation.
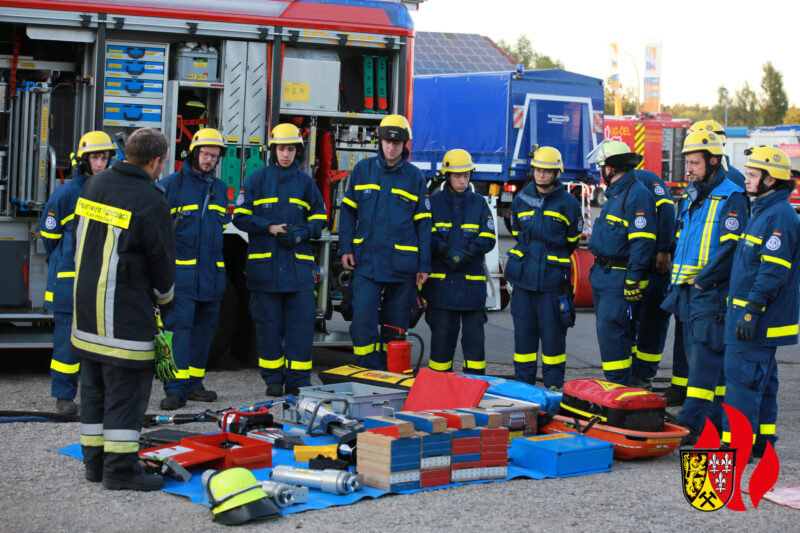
[1,350,798,532]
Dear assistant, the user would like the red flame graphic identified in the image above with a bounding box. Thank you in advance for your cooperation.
[749,442,780,509]
[695,417,721,448]
[723,403,753,511]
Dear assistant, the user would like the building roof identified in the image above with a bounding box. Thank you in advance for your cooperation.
[414,31,517,75]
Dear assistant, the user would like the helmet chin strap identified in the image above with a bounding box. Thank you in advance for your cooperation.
[749,175,772,197]
[602,166,614,186]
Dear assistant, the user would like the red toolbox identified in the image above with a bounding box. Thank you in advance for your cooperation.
[139,432,272,470]
[560,379,666,432]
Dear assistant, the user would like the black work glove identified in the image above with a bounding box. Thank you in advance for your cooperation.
[735,302,763,341]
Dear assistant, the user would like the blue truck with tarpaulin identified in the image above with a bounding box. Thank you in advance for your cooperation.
[410,69,605,230]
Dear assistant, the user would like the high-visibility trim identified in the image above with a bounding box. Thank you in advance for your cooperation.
[391,188,418,202]
[189,366,205,378]
[342,197,358,209]
[61,213,75,225]
[761,254,791,269]
[514,352,537,363]
[234,207,253,215]
[353,238,364,244]
[40,230,62,239]
[208,204,226,214]
[81,423,103,436]
[616,391,649,400]
[394,244,419,252]
[435,222,453,228]
[96,226,116,338]
[687,386,714,402]
[478,232,496,239]
[355,183,380,191]
[671,376,688,387]
[461,223,480,230]
[154,284,174,306]
[76,198,132,229]
[70,330,156,360]
[635,350,661,362]
[288,360,312,370]
[743,234,762,245]
[290,198,310,210]
[760,424,776,435]
[517,210,535,218]
[767,324,799,338]
[104,441,139,453]
[173,368,190,379]
[465,275,486,281]
[170,204,199,214]
[248,252,273,260]
[216,261,225,268]
[80,435,104,447]
[699,198,720,265]
[628,232,656,240]
[51,359,80,374]
[655,198,674,206]
[602,357,631,371]
[715,385,726,397]
[308,214,327,221]
[428,359,453,371]
[353,344,375,356]
[544,210,569,224]
[254,197,278,206]
[259,356,285,369]
[464,359,486,370]
[512,230,519,237]
[561,402,607,423]
[176,258,197,265]
[720,233,740,243]
[605,214,628,226]
[57,271,76,278]
[509,249,523,258]
[546,255,572,264]
[721,431,731,444]
[429,273,446,279]
[541,353,566,365]
[414,212,432,220]
[295,253,315,261]
[567,234,581,242]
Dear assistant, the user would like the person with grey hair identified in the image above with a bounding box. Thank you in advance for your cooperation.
[72,127,176,491]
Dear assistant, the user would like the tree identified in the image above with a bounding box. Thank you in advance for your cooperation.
[603,76,637,115]
[784,106,800,125]
[760,61,788,125]
[661,103,713,123]
[731,81,761,127]
[710,85,729,125]
[497,35,564,70]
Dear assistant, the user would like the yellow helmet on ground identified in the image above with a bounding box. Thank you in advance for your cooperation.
[441,149,474,174]
[690,120,727,144]
[268,123,303,147]
[531,146,564,172]
[203,468,280,525]
[189,128,226,155]
[377,114,412,142]
[682,130,725,156]
[76,131,116,157]
[745,146,792,180]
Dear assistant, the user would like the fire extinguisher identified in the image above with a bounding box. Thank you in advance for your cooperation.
[384,324,412,374]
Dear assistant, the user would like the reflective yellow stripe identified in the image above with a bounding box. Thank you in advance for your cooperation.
[354,183,380,191]
[429,273,446,279]
[71,334,154,362]
[96,226,116,338]
[290,198,310,210]
[546,255,572,264]
[80,435,104,447]
[602,357,631,371]
[761,254,791,268]
[616,391,649,400]
[61,213,75,225]
[567,234,581,242]
[514,352,537,363]
[44,291,54,302]
[254,197,278,206]
[353,238,364,244]
[686,387,714,402]
[216,261,225,268]
[189,366,205,378]
[744,234,762,245]
[715,385,726,397]
[517,210,535,218]
[544,210,569,224]
[414,212,432,220]
[173,368,190,379]
[288,359,312,370]
[541,353,566,365]
[234,208,253,215]
[766,324,799,338]
[40,230,62,239]
[353,344,375,356]
[655,198,674,206]
[76,198,132,229]
[208,204,226,214]
[248,252,272,259]
[295,253,315,261]
[760,424,776,435]
[509,249,523,258]
[671,376,688,387]
[464,359,486,370]
[342,197,358,209]
[394,244,418,252]
[176,259,197,265]
[605,214,628,226]
[720,233,740,243]
[435,222,452,228]
[104,441,139,453]
[57,271,76,278]
[391,188,418,202]
[478,232,496,239]
[721,431,731,444]
[628,232,657,240]
[461,224,479,230]
[259,356,285,370]
[308,214,327,221]
[170,204,198,214]
[465,275,486,281]
[51,359,80,374]
[635,350,661,362]
[512,230,519,237]
[561,402,607,423]
[428,359,453,371]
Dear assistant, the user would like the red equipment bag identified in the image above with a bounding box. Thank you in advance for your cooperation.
[560,378,666,432]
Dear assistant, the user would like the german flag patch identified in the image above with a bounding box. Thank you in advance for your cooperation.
[636,211,645,216]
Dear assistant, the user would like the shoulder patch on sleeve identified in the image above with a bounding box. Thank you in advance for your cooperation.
[634,216,647,229]
[44,216,57,230]
[724,217,739,231]
[654,184,666,196]
[487,217,495,231]
[236,192,245,206]
[425,197,431,211]
[766,235,781,251]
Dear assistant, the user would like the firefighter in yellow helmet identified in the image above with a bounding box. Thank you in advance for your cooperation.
[689,119,745,188]
[722,146,800,455]
[156,128,230,410]
[39,131,116,414]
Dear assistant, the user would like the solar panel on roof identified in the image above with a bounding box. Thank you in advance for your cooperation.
[414,31,516,75]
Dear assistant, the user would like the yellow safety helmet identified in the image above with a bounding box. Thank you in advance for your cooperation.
[682,130,725,156]
[690,120,727,144]
[189,128,226,155]
[76,131,116,157]
[745,146,792,180]
[377,114,412,142]
[203,468,279,525]
[441,148,474,174]
[268,123,303,147]
[531,146,564,172]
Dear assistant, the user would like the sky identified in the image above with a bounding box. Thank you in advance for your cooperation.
[409,0,800,109]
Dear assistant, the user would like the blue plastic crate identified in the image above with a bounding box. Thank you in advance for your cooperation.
[105,78,164,99]
[510,433,613,476]
[103,102,162,128]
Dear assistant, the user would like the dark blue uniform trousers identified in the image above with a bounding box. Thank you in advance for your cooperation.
[677,315,726,433]
[425,306,487,374]
[511,288,567,388]
[723,345,778,452]
[51,311,80,400]
[163,294,221,400]
[350,274,414,370]
[593,292,636,386]
[670,318,689,393]
[632,272,671,380]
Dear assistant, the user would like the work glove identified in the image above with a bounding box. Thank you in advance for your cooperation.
[557,293,576,328]
[276,224,310,248]
[442,246,470,271]
[624,279,649,302]
[735,302,763,341]
[154,310,177,383]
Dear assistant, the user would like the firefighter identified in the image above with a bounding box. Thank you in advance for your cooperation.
[505,147,582,389]
[73,128,175,490]
[39,131,116,415]
[157,128,230,410]
[689,120,746,189]
[422,149,496,375]
[233,124,327,396]
[630,169,676,389]
[338,114,432,370]
[660,130,748,441]
[588,141,657,386]
[722,146,800,456]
